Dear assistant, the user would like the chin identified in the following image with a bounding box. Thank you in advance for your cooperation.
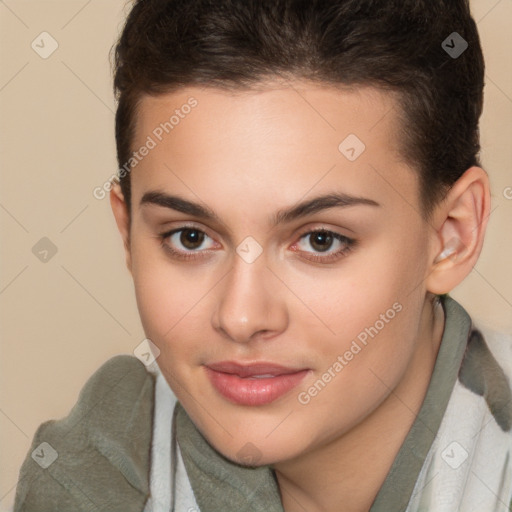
[206,430,298,468]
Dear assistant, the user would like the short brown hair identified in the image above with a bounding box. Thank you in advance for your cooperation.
[112,0,484,220]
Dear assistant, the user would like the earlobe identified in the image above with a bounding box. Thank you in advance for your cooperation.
[109,181,133,275]
[426,166,491,295]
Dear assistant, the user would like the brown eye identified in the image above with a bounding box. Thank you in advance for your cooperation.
[293,229,356,263]
[159,226,216,260]
[309,231,334,252]
[179,228,205,250]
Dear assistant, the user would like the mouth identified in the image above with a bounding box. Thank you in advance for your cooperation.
[204,360,310,406]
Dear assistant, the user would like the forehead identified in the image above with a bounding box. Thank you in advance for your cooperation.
[129,80,416,216]
[133,80,401,153]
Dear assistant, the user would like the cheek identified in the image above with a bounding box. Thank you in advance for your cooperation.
[290,236,424,340]
[132,265,173,338]
[130,240,219,373]
[130,240,189,345]
[291,233,428,385]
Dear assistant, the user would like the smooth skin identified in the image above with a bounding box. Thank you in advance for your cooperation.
[110,79,490,512]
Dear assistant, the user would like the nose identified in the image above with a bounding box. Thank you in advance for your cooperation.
[211,253,288,344]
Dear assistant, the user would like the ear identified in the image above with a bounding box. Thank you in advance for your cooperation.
[425,166,491,295]
[110,181,132,275]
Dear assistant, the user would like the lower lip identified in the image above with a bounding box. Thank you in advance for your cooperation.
[205,367,310,406]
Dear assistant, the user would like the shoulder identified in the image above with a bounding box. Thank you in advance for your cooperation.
[71,353,156,417]
[475,323,512,377]
[14,355,156,512]
[459,324,512,433]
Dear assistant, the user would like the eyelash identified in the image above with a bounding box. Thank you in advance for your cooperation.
[157,226,356,263]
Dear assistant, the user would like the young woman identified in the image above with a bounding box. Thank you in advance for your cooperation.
[14,1,512,510]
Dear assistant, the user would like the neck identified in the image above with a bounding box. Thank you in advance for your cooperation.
[272,296,446,512]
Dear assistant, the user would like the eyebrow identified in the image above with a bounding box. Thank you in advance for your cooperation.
[140,190,381,227]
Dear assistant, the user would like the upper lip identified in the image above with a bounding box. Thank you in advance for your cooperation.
[205,361,307,378]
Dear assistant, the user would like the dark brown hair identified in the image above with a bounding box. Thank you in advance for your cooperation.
[112,0,484,220]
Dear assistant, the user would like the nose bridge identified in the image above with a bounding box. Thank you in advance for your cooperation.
[212,251,287,343]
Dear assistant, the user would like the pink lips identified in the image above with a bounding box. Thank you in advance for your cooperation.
[204,361,310,406]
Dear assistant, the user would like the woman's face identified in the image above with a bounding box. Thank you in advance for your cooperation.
[113,80,437,466]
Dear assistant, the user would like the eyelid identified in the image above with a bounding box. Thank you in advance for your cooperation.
[293,223,355,242]
[160,221,216,240]
[298,228,353,243]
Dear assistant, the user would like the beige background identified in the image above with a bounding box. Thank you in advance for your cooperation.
[0,0,511,509]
